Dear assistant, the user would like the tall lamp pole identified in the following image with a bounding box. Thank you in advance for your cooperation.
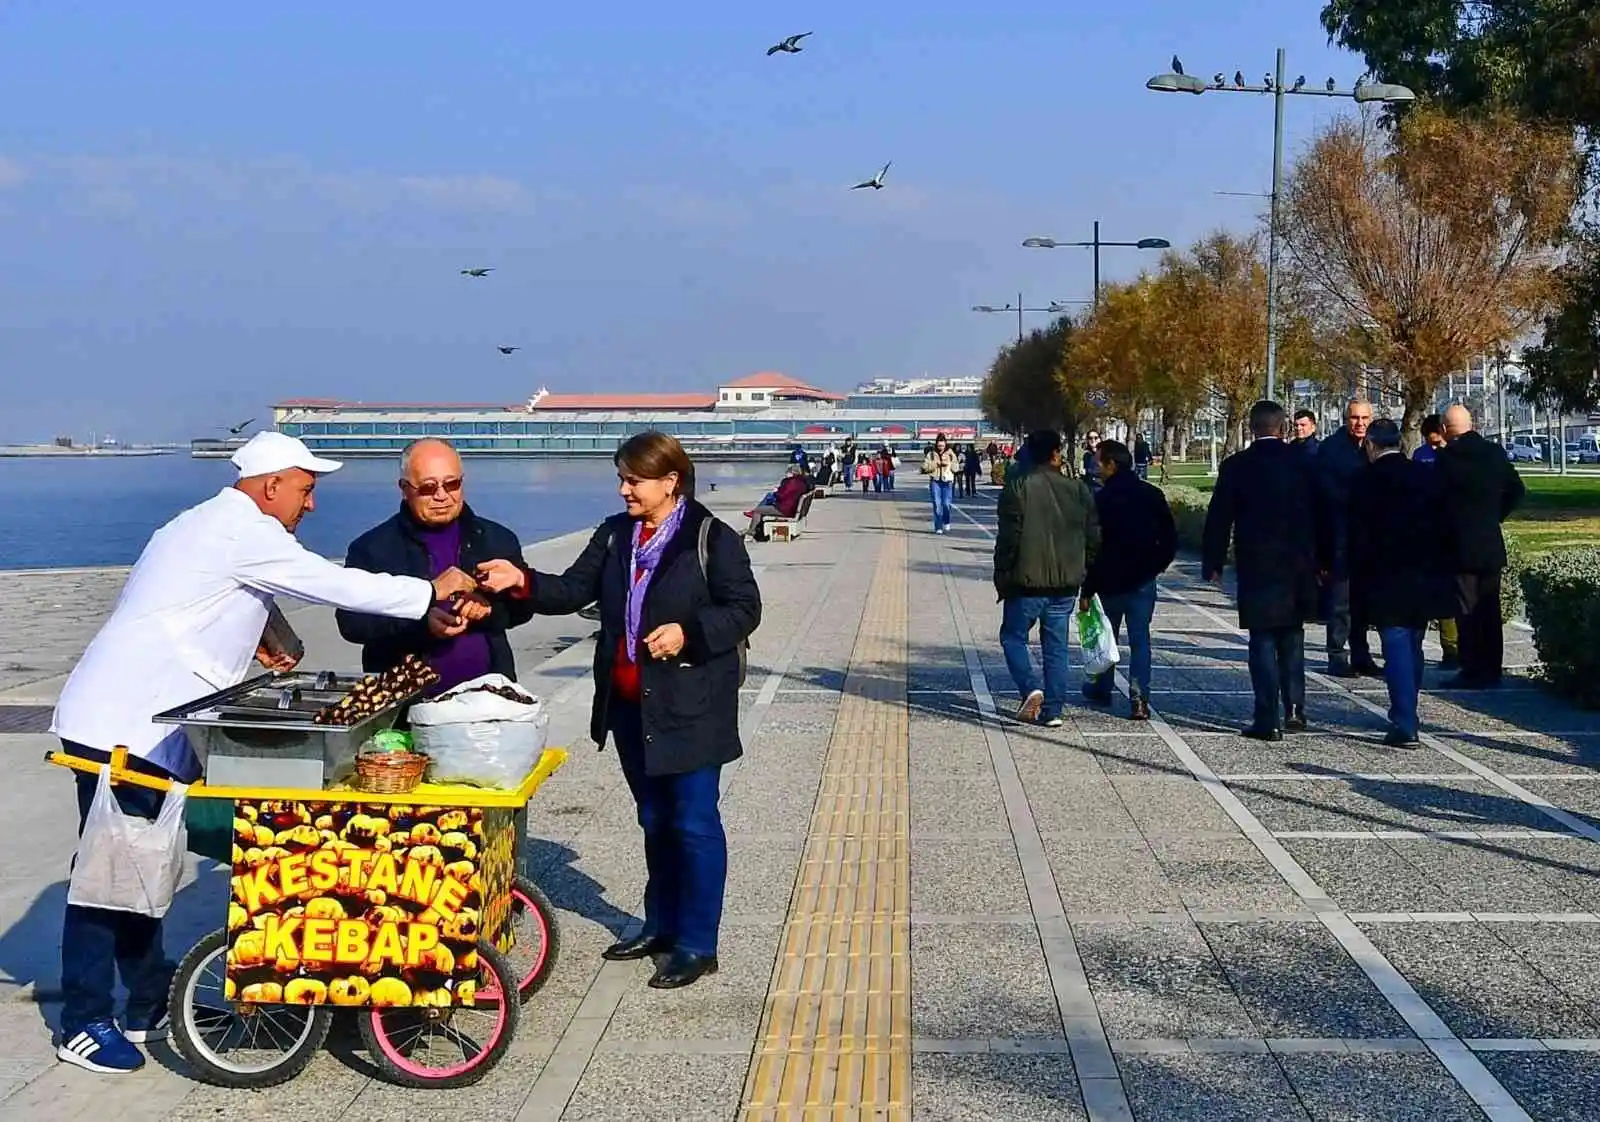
[1145,53,1416,400]
[1021,225,1170,307]
[971,295,1086,344]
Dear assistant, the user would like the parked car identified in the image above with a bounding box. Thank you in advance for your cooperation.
[1505,437,1541,463]
[1575,437,1600,464]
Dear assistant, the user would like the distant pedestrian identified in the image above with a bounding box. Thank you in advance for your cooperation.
[1080,430,1103,489]
[856,454,874,495]
[1132,433,1153,480]
[1314,399,1380,678]
[921,433,959,534]
[1411,413,1459,670]
[962,444,982,496]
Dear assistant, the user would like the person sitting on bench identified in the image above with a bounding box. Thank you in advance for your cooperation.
[746,466,809,540]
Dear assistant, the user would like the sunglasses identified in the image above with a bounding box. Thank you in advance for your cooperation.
[403,477,463,498]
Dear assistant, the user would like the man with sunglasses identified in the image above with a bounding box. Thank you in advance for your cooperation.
[337,438,537,691]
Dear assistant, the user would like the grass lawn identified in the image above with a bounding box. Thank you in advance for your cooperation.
[1156,459,1600,555]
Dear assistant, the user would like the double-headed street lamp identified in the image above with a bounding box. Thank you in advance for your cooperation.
[971,294,1088,344]
[1145,50,1415,400]
[1022,223,1170,308]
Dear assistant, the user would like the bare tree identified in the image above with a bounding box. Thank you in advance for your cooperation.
[1281,107,1580,442]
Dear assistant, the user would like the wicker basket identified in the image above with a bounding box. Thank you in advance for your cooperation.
[354,751,428,794]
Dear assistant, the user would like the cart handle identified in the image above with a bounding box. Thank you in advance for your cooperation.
[45,746,175,793]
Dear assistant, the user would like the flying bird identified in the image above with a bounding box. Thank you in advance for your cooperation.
[851,162,891,190]
[1234,70,1245,88]
[767,32,812,55]
[1292,75,1306,91]
[1325,77,1337,92]
[1171,55,1184,76]
[497,346,520,355]
[228,418,255,435]
[460,267,493,277]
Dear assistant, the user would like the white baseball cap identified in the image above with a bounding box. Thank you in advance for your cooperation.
[231,431,343,478]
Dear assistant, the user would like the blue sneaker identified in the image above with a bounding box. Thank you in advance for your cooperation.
[57,1020,145,1073]
[123,1007,170,1044]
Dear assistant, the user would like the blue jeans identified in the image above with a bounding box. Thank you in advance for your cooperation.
[610,706,727,957]
[60,743,177,1038]
[1379,626,1426,738]
[1089,581,1158,698]
[929,480,954,531]
[843,463,855,485]
[1001,596,1073,720]
[882,470,895,492]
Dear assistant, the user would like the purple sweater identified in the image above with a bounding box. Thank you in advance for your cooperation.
[419,519,493,692]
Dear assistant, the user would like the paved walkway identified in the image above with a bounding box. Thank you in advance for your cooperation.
[3,480,1600,1120]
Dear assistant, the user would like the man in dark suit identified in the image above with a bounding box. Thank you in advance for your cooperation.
[1202,401,1321,741]
[1291,409,1320,454]
[337,439,536,692]
[1348,420,1457,746]
[1314,399,1381,678]
[1436,404,1526,688]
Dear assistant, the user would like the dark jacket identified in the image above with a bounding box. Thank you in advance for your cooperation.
[1293,434,1320,457]
[1082,471,1177,599]
[1202,438,1320,630]
[1437,430,1526,572]
[1347,452,1457,628]
[336,504,534,679]
[1312,429,1365,576]
[525,501,761,776]
[994,464,1101,599]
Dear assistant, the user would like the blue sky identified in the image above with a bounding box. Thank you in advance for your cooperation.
[0,1,1364,442]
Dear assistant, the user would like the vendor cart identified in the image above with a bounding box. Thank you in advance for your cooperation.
[47,666,567,1091]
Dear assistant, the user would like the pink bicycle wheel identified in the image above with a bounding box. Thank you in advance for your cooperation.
[509,876,560,1001]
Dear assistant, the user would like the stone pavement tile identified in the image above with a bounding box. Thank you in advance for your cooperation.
[1146,837,1304,913]
[1043,836,1184,914]
[1328,778,1568,834]
[605,924,779,1041]
[909,733,992,780]
[1386,838,1593,913]
[1276,1052,1486,1122]
[912,1053,1087,1122]
[908,666,974,694]
[721,780,818,844]
[1436,733,1600,776]
[1478,1051,1600,1122]
[1516,779,1600,822]
[1430,695,1600,737]
[746,697,841,738]
[1514,838,1600,912]
[1117,1052,1311,1121]
[1075,920,1257,1039]
[560,1052,747,1121]
[340,1049,549,1120]
[1076,734,1189,778]
[1277,839,1457,913]
[1190,738,1422,778]
[911,838,1030,915]
[1109,775,1243,836]
[9,1059,193,1122]
[1013,771,1143,838]
[910,925,1062,1040]
[1198,922,1411,1038]
[516,994,586,1045]
[1489,923,1600,1011]
[1360,922,1600,1038]
[911,773,1011,836]
[1228,782,1374,834]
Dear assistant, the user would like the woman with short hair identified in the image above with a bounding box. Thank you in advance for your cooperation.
[523,431,761,989]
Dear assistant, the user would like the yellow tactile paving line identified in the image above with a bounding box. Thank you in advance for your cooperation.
[741,503,911,1122]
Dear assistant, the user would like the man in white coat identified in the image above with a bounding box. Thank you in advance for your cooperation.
[49,431,479,1075]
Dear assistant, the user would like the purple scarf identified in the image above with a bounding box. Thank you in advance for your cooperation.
[625,500,687,663]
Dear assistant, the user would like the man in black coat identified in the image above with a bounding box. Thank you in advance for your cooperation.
[337,439,536,692]
[1202,401,1321,741]
[1291,409,1320,454]
[1314,399,1381,678]
[1347,420,1458,746]
[1437,404,1526,688]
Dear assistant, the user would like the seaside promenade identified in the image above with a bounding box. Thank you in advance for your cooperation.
[2,481,1599,1121]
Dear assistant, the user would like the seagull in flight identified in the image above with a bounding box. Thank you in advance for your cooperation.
[1171,55,1185,77]
[851,162,892,190]
[228,418,255,435]
[497,346,520,355]
[767,32,812,55]
[461,267,493,277]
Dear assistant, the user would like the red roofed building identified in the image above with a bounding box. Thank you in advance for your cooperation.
[715,372,844,410]
[529,391,718,411]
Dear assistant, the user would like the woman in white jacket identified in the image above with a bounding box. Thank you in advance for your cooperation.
[921,433,960,534]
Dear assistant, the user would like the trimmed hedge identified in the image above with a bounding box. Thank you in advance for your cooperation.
[1501,534,1527,623]
[1519,547,1600,709]
[1162,484,1211,553]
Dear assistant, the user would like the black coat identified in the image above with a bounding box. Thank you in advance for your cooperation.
[526,501,761,776]
[1436,431,1526,572]
[1312,429,1365,576]
[1347,453,1458,628]
[1082,471,1177,599]
[1202,438,1320,630]
[336,504,535,679]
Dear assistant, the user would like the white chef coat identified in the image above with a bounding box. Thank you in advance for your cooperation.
[52,487,435,779]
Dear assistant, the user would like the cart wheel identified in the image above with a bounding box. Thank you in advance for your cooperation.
[358,940,519,1089]
[509,875,561,1001]
[168,929,332,1089]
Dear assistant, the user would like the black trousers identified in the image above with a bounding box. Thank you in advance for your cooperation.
[1325,577,1372,664]
[1455,570,1504,683]
[1247,626,1305,728]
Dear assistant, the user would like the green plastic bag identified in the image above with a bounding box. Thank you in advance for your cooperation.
[1076,594,1121,678]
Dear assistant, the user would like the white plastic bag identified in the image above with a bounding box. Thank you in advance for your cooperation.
[68,768,189,918]
[1076,595,1122,678]
[410,674,549,789]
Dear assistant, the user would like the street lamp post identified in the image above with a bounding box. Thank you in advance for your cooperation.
[1021,224,1170,307]
[970,293,1087,344]
[1145,52,1416,400]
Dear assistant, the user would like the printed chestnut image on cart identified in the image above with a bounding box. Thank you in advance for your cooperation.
[225,797,514,1007]
[407,673,550,790]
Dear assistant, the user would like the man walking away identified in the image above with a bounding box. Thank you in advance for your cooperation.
[1437,404,1526,688]
[1348,420,1457,746]
[1133,433,1153,480]
[1292,409,1320,453]
[962,444,982,496]
[1411,414,1460,670]
[1315,399,1381,678]
[994,430,1101,728]
[1203,401,1321,741]
[1080,440,1177,721]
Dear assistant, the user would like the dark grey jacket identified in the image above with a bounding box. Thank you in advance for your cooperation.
[994,465,1100,599]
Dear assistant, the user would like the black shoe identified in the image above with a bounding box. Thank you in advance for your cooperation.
[602,934,672,962]
[1129,696,1150,722]
[1383,729,1422,748]
[1241,724,1283,742]
[648,951,719,989]
[1284,706,1308,733]
[1352,660,1383,678]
